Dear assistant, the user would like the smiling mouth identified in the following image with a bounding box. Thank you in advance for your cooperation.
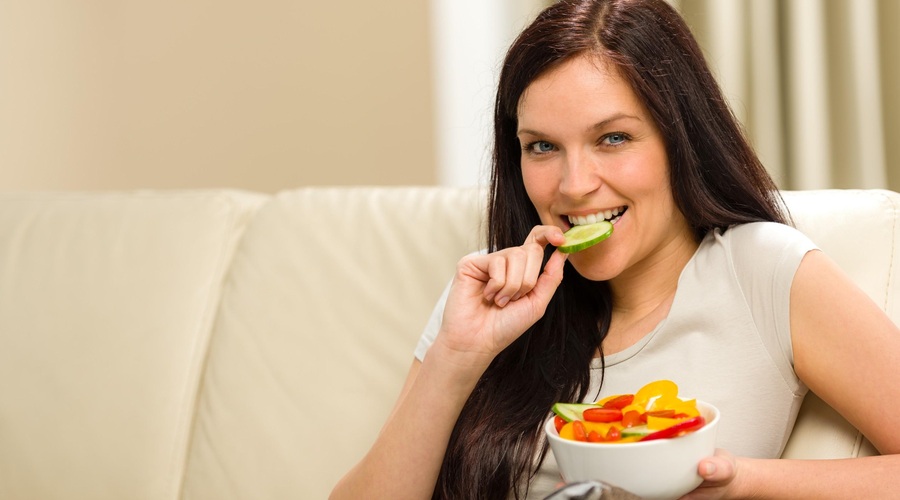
[565,206,627,227]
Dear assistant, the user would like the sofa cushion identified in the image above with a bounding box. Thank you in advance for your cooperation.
[783,189,900,321]
[780,189,899,459]
[182,187,484,500]
[0,190,265,500]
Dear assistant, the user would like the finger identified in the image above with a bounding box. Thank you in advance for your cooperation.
[482,255,508,303]
[697,454,734,483]
[479,225,566,305]
[494,248,528,306]
[511,241,546,301]
[526,225,566,248]
[529,249,567,303]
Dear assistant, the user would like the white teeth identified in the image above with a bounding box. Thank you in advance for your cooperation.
[567,206,626,226]
[569,214,592,225]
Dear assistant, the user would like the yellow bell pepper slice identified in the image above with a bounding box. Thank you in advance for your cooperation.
[634,379,679,409]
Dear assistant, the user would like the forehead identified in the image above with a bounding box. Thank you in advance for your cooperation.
[517,54,647,129]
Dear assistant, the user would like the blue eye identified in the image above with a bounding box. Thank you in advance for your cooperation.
[526,141,555,154]
[604,133,629,146]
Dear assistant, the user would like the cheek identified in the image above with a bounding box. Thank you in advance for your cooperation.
[521,174,557,226]
[521,169,539,204]
[521,165,554,206]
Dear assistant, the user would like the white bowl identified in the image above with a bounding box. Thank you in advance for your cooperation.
[545,400,720,500]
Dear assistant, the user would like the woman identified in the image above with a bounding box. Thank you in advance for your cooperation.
[331,0,900,498]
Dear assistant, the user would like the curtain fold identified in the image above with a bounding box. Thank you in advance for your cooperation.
[673,0,899,191]
[878,0,900,190]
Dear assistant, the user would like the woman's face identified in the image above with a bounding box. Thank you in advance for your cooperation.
[517,54,694,282]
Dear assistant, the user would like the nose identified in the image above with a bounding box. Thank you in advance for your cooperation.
[558,149,602,199]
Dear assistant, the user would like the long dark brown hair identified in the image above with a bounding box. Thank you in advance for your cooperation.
[434,1,788,498]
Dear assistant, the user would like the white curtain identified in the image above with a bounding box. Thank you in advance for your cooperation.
[671,0,900,191]
[431,0,550,187]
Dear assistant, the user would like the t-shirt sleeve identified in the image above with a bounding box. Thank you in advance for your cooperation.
[414,279,452,362]
[725,222,818,393]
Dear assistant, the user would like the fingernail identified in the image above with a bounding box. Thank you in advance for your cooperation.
[703,463,716,476]
[496,296,509,307]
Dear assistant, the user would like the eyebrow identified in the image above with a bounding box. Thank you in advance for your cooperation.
[517,112,643,137]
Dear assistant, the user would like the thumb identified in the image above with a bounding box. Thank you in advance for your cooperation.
[698,454,734,483]
[531,250,567,300]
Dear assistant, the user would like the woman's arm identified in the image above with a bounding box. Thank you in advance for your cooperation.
[791,250,900,456]
[687,249,900,499]
[327,352,482,499]
[329,226,568,499]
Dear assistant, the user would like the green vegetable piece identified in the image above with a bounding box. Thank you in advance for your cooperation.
[551,402,600,422]
[620,424,651,438]
[558,221,613,254]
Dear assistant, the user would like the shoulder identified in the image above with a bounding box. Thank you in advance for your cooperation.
[707,223,819,391]
[714,222,818,267]
[696,222,819,303]
[720,221,812,246]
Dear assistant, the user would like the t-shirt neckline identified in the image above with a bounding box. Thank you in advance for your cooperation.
[590,231,711,369]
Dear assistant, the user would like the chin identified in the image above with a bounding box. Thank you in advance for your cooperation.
[566,247,619,282]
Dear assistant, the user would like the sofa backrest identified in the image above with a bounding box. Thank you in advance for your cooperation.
[181,187,485,500]
[0,187,895,500]
[181,187,898,498]
[0,191,266,500]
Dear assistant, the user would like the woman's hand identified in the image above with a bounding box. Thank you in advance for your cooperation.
[679,449,740,500]
[330,226,568,500]
[434,225,568,368]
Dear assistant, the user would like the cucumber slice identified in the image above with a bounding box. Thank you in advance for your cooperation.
[551,402,600,422]
[621,424,651,438]
[559,221,613,254]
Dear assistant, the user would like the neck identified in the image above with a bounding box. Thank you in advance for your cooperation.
[608,230,699,319]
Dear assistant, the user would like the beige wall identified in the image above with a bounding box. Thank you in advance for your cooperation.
[4,1,897,193]
[0,1,435,192]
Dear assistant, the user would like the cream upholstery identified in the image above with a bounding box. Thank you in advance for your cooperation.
[778,189,897,460]
[0,187,894,499]
[181,187,484,499]
[0,191,266,499]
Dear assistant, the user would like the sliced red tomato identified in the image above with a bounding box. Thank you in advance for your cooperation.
[605,426,621,441]
[621,410,642,428]
[583,408,623,423]
[554,415,566,433]
[585,426,622,442]
[572,420,588,441]
[601,394,635,410]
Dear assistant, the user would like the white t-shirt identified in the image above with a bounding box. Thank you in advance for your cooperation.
[415,222,818,498]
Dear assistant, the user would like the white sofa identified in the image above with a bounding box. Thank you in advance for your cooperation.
[0,187,894,499]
